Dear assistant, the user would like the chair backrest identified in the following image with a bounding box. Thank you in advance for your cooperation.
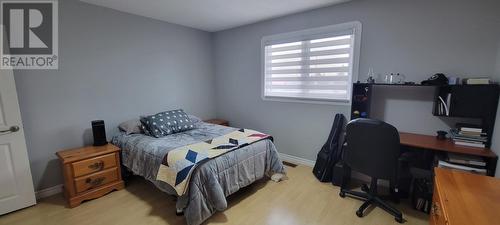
[344,118,400,181]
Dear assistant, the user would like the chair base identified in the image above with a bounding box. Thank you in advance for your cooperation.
[340,180,404,223]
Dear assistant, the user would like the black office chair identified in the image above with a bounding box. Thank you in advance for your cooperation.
[339,118,404,223]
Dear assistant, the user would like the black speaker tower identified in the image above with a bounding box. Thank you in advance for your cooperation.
[91,120,107,146]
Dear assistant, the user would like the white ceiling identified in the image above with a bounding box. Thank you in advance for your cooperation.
[80,0,348,32]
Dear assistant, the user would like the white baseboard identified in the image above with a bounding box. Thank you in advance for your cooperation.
[279,153,315,167]
[35,184,63,199]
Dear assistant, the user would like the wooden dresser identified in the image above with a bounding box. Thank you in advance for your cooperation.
[430,168,500,225]
[56,144,124,207]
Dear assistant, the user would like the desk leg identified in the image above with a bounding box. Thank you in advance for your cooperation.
[486,157,498,177]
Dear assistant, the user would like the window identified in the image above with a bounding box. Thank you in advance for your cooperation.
[261,21,361,104]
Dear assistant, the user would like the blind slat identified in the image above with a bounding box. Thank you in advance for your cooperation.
[265,91,349,100]
[266,84,347,90]
[269,48,351,60]
[265,76,348,82]
[308,38,351,48]
[269,57,349,67]
[269,52,303,60]
[307,58,350,65]
[308,48,351,57]
[267,67,349,74]
[269,44,303,52]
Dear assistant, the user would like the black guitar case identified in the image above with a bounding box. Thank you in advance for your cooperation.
[313,113,346,182]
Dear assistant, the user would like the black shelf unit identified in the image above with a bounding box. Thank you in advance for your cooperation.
[432,84,499,148]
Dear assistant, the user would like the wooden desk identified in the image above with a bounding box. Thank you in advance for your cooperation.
[399,132,497,158]
[430,168,500,225]
[399,132,498,176]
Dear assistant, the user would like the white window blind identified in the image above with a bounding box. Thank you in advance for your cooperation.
[262,22,361,103]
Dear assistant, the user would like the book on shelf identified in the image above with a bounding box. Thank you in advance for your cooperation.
[447,153,486,167]
[453,140,485,148]
[458,130,487,137]
[437,160,487,175]
[463,78,490,85]
[450,128,487,148]
[450,129,487,141]
[437,95,450,116]
[456,123,483,133]
[460,127,483,133]
[445,93,451,114]
[414,198,430,213]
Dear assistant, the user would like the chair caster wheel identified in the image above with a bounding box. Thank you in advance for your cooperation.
[339,191,346,198]
[361,184,369,192]
[395,216,403,223]
[356,210,363,217]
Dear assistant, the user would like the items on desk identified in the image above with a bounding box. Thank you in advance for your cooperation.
[447,76,460,85]
[384,73,405,84]
[366,67,375,83]
[436,93,451,116]
[450,125,487,148]
[421,73,448,85]
[462,77,491,85]
[437,160,487,175]
[353,95,368,102]
[446,153,486,167]
[436,130,447,140]
[411,178,432,214]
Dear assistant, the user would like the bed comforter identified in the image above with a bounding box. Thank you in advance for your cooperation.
[111,122,285,225]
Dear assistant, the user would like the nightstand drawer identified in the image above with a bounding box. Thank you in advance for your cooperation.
[71,153,117,177]
[74,167,119,193]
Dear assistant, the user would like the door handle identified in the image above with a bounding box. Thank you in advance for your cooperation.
[0,126,20,135]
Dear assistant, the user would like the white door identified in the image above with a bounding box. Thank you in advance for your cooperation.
[0,66,36,214]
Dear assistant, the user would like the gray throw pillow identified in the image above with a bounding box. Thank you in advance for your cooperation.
[141,109,195,138]
[188,115,202,124]
[118,119,143,135]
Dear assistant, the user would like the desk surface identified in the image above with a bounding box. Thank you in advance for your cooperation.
[399,132,497,158]
[433,168,500,225]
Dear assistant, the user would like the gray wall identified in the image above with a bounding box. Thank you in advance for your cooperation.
[213,0,500,175]
[14,0,216,190]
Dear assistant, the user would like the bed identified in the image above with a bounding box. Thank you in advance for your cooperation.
[111,120,285,225]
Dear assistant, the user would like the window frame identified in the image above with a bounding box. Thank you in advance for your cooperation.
[260,21,362,105]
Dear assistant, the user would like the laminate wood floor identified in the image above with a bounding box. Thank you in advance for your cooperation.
[0,165,428,225]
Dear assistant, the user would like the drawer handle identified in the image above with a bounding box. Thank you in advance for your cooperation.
[86,177,105,187]
[88,161,104,171]
[431,202,440,216]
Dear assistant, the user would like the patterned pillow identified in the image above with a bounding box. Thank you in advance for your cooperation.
[139,117,152,136]
[140,109,195,138]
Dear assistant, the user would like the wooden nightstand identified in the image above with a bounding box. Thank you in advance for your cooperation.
[56,144,124,208]
[204,119,229,126]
